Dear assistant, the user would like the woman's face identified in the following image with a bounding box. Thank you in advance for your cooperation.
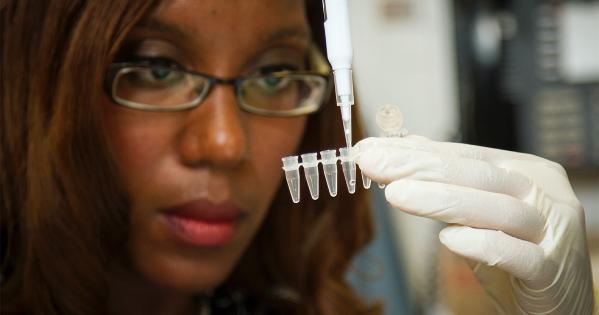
[102,0,309,292]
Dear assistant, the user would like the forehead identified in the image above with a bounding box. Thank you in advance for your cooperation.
[148,0,309,46]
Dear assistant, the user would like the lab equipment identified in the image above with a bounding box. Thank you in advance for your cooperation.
[360,170,371,189]
[281,148,370,203]
[281,105,407,203]
[323,0,355,148]
[282,156,301,203]
[320,150,339,197]
[455,0,599,172]
[339,147,357,193]
[301,153,320,200]
[376,104,408,137]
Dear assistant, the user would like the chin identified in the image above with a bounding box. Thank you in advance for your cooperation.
[131,245,243,293]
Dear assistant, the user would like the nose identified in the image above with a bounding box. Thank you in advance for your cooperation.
[177,84,248,168]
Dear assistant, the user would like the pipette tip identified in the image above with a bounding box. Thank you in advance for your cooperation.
[342,116,352,148]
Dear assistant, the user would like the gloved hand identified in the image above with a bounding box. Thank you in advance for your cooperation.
[355,136,597,315]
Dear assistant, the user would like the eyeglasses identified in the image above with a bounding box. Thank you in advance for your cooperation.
[104,46,332,117]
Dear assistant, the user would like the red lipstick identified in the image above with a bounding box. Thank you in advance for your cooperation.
[162,199,244,247]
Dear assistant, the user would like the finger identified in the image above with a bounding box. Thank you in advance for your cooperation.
[386,137,570,197]
[385,179,545,243]
[357,145,534,200]
[356,136,542,164]
[439,225,545,282]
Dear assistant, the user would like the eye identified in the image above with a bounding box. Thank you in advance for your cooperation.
[255,75,292,93]
[123,66,186,89]
[120,56,185,85]
[150,68,174,80]
[117,56,187,89]
[252,64,298,93]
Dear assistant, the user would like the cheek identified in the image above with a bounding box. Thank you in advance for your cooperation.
[246,116,307,207]
[100,105,307,290]
[101,105,178,197]
[102,105,308,211]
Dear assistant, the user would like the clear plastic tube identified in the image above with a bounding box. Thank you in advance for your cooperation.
[339,147,356,194]
[281,104,410,203]
[320,150,338,197]
[301,153,319,200]
[360,168,371,189]
[282,156,301,203]
[376,104,408,137]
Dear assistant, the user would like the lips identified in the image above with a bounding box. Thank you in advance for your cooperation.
[162,199,245,247]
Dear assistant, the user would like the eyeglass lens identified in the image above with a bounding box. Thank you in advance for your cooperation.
[113,66,327,112]
[114,66,208,108]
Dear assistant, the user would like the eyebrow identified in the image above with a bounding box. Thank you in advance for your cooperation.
[262,27,311,45]
[134,18,310,46]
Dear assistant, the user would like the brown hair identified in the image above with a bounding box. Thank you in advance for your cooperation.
[0,1,380,314]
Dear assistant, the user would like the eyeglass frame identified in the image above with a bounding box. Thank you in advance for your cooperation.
[103,44,333,117]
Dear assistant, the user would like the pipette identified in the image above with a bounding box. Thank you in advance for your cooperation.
[322,0,354,148]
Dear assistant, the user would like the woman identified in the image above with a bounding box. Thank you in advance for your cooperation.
[1,1,376,314]
[1,1,596,315]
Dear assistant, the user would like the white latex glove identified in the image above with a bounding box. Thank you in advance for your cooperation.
[355,136,597,315]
